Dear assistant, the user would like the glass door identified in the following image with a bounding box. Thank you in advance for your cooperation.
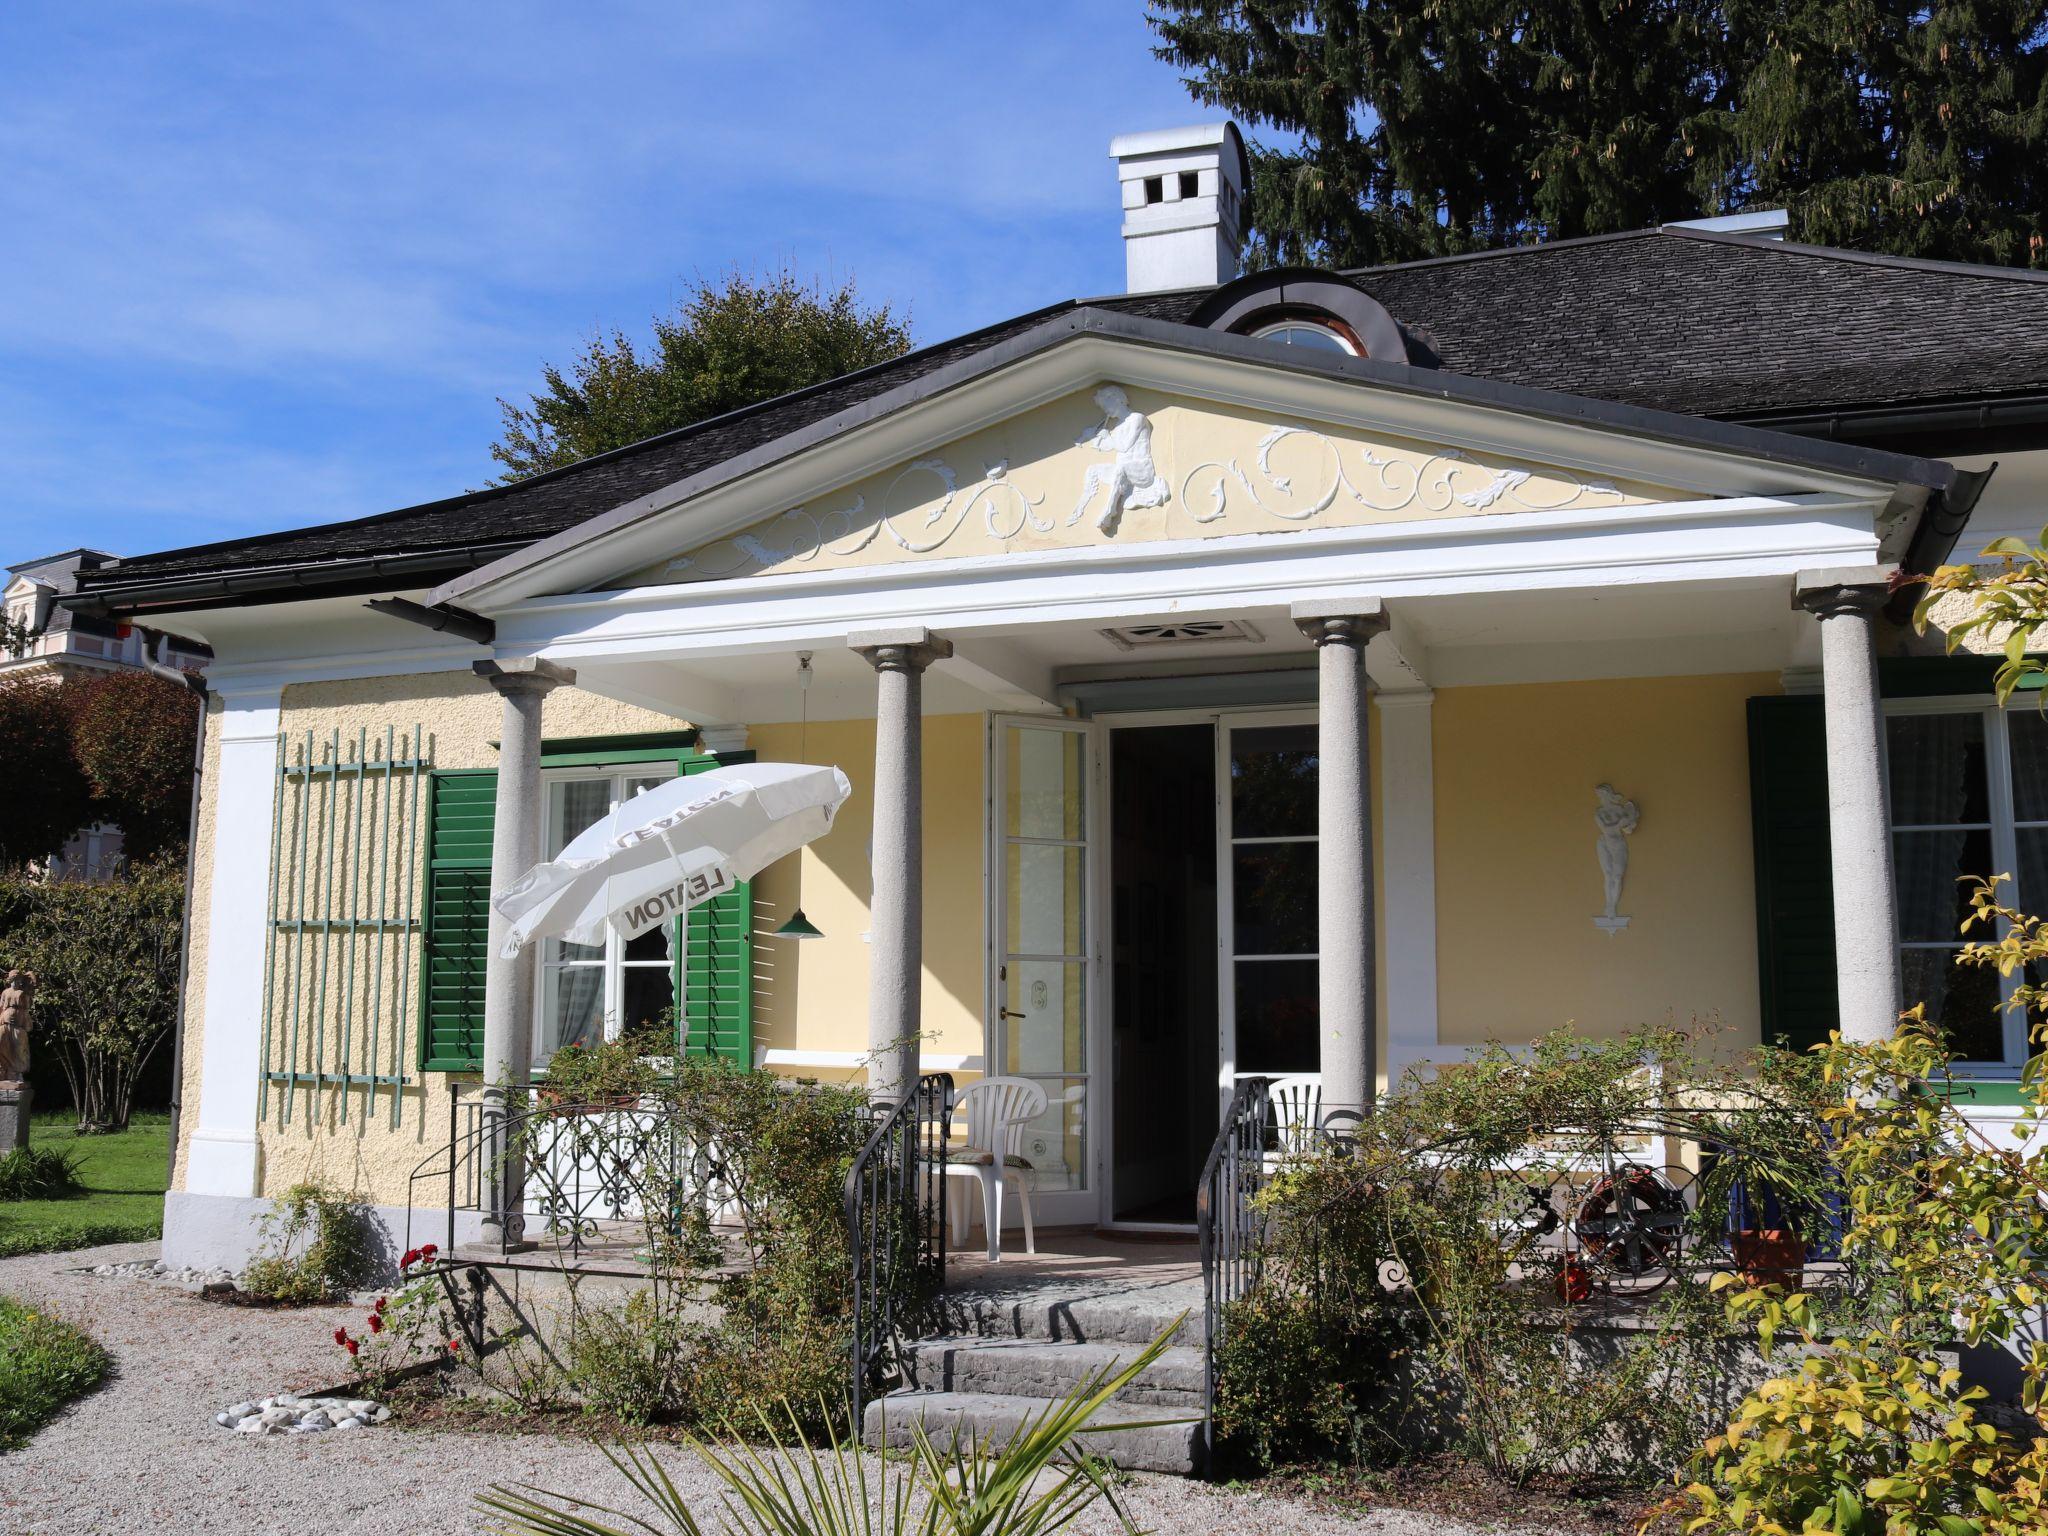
[989,717,1094,1222]
[1218,713,1321,1085]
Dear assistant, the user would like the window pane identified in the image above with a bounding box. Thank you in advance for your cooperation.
[540,965,605,1057]
[1006,727,1084,840]
[2020,826,2048,914]
[619,965,675,1043]
[1233,843,1318,954]
[1234,960,1320,1076]
[1901,947,2004,1062]
[2010,710,2048,823]
[998,1075,1086,1194]
[1894,828,1993,941]
[1230,725,1318,838]
[624,923,672,964]
[548,777,612,856]
[1886,713,1989,825]
[1003,960,1086,1079]
[1007,844,1085,957]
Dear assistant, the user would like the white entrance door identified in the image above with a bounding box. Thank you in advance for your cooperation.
[988,717,1096,1228]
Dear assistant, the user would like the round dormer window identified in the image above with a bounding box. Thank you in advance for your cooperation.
[1249,317,1358,356]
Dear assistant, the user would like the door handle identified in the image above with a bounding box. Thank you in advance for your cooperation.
[999,1008,1027,1020]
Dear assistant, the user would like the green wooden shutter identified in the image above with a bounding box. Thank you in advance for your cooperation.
[679,753,755,1066]
[1748,696,1839,1053]
[419,769,497,1072]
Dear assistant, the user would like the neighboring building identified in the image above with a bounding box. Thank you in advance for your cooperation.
[64,122,2048,1267]
[5,548,211,879]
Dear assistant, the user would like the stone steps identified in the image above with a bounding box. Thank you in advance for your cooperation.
[902,1336,1205,1407]
[864,1325,1206,1477]
[927,1290,1199,1347]
[862,1388,1203,1476]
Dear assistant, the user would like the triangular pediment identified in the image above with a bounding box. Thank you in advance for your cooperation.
[622,385,1694,587]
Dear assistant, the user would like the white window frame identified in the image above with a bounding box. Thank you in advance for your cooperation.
[1249,317,1358,356]
[1882,694,2040,1072]
[532,764,679,1061]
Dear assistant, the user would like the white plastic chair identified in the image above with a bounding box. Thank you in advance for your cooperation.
[1266,1074,1325,1160]
[941,1075,1046,1261]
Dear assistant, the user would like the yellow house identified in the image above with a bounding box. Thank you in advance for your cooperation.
[66,124,2048,1266]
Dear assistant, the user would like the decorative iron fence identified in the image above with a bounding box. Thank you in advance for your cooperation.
[1194,1087,1844,1472]
[406,1081,746,1273]
[259,726,432,1128]
[845,1073,955,1429]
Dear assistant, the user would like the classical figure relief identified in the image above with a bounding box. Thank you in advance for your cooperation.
[1592,785,1641,934]
[0,970,34,1087]
[1069,386,1169,536]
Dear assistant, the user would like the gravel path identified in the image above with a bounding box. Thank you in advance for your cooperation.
[0,1242,1519,1536]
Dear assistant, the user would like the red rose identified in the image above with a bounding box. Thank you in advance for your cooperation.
[420,1243,438,1257]
[333,1327,348,1348]
[367,1314,384,1334]
[374,1296,388,1312]
[399,1248,419,1269]
[344,1338,360,1357]
[445,1338,461,1355]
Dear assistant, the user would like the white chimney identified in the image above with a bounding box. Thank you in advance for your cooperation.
[1111,122,1247,293]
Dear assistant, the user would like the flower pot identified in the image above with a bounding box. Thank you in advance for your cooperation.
[1730,1227,1805,1290]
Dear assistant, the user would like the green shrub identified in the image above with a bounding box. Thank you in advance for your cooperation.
[0,1145,83,1201]
[0,1295,109,1450]
[241,1181,376,1303]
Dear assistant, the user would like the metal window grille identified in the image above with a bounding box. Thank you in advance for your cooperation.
[258,726,433,1128]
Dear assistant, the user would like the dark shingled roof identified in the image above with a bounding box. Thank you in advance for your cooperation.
[75,228,2048,605]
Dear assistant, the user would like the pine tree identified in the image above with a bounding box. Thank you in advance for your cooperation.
[1150,0,2048,268]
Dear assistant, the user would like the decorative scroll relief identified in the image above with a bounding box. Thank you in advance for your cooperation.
[651,390,1665,584]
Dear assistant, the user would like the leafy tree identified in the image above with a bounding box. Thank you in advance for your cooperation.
[490,269,913,482]
[1149,0,2048,269]
[0,681,92,872]
[64,670,200,864]
[0,863,183,1132]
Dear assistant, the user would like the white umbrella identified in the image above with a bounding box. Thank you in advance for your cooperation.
[493,761,851,958]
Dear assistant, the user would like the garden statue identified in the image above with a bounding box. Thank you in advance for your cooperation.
[0,970,31,1087]
[1592,785,1640,934]
[1070,385,1169,536]
[0,969,30,1154]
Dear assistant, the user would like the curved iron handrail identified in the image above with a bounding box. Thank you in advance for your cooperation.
[1195,1076,1272,1474]
[844,1072,954,1430]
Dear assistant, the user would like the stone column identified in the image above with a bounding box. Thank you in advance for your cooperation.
[1293,598,1389,1118]
[474,657,575,1244]
[1793,567,1901,1044]
[850,628,951,1103]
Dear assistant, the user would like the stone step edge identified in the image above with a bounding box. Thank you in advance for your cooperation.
[927,1296,1201,1345]
[861,1390,1203,1476]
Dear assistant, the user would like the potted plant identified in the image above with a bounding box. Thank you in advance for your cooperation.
[538,1026,667,1111]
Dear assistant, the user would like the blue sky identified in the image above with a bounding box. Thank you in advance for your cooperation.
[0,2,1202,561]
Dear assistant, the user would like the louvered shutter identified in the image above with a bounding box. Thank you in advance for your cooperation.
[1748,696,1839,1053]
[679,753,754,1066]
[419,769,496,1072]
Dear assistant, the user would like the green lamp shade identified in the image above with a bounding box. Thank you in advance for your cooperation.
[773,907,825,940]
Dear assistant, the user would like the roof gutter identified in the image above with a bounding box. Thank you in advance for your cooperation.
[59,541,531,621]
[1732,391,2048,443]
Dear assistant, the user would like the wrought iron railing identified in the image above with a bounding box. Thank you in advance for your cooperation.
[405,1082,743,1273]
[844,1072,954,1428]
[1195,1076,1273,1472]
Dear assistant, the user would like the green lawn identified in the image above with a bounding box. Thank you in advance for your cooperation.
[0,1294,109,1450]
[0,1112,169,1259]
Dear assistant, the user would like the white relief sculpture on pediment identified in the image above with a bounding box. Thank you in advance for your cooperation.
[664,396,1642,580]
[1068,385,1170,536]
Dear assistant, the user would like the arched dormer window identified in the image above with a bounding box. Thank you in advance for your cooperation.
[1190,269,1410,365]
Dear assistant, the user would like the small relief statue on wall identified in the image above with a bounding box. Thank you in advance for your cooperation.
[1070,385,1170,536]
[1592,785,1640,934]
[0,970,34,1087]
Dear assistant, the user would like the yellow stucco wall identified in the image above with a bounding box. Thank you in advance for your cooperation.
[1431,672,1777,1052]
[174,672,689,1207]
[746,715,987,1076]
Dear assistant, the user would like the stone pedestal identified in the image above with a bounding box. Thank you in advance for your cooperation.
[0,1086,31,1154]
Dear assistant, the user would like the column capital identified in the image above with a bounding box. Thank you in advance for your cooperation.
[1793,565,1896,620]
[1292,596,1390,648]
[850,627,953,674]
[694,724,751,758]
[474,656,577,696]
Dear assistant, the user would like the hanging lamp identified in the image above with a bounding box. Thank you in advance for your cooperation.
[772,652,826,940]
